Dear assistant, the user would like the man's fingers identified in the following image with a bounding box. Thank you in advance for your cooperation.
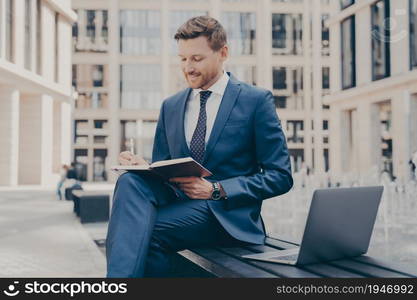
[178,183,196,189]
[169,177,198,183]
[119,158,132,166]
[131,155,148,166]
[120,151,133,159]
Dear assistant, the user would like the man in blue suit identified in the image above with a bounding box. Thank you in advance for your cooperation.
[106,16,293,277]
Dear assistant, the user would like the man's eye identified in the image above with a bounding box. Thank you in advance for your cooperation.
[194,57,202,62]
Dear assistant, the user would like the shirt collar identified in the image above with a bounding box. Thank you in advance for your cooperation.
[192,71,229,99]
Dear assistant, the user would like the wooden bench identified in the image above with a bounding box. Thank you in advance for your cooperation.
[169,236,417,278]
[72,190,110,223]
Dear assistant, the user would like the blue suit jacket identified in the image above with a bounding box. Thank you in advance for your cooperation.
[152,74,293,245]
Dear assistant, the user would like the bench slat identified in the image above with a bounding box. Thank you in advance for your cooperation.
[329,259,412,278]
[244,244,366,278]
[178,250,241,278]
[217,247,321,278]
[191,248,279,278]
[353,256,417,278]
[266,236,412,277]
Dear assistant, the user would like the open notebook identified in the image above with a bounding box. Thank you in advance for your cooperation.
[111,157,212,180]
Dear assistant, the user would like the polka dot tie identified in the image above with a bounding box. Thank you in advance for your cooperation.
[190,90,212,163]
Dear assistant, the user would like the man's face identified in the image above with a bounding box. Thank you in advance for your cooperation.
[178,36,228,90]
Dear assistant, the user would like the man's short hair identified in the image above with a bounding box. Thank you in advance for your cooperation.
[174,16,227,51]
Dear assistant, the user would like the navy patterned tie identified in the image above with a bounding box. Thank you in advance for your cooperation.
[190,90,212,163]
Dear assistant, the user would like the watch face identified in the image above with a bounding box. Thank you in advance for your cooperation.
[212,182,221,200]
[212,189,221,200]
[212,191,221,200]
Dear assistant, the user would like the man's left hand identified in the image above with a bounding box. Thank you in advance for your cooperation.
[169,177,213,200]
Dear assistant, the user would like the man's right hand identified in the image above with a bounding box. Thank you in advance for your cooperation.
[118,151,149,166]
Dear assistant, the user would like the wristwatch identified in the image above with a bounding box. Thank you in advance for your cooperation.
[211,182,222,201]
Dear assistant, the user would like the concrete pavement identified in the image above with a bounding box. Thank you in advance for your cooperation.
[0,189,107,277]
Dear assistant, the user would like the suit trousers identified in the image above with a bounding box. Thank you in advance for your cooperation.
[106,172,244,278]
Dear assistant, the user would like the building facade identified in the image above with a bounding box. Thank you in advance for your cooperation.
[71,0,333,182]
[0,0,76,187]
[325,0,417,182]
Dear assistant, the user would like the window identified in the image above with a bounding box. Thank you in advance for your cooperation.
[120,10,161,55]
[287,120,304,143]
[74,120,89,144]
[55,13,59,82]
[36,0,42,74]
[322,67,330,90]
[324,149,329,171]
[340,0,355,9]
[272,14,303,55]
[221,12,256,55]
[24,0,32,70]
[94,120,108,129]
[74,149,88,182]
[272,66,304,110]
[170,11,207,54]
[75,92,108,109]
[341,16,356,89]
[288,149,304,172]
[93,149,107,182]
[371,0,390,81]
[273,67,287,89]
[74,120,89,136]
[226,65,256,85]
[274,96,287,109]
[322,14,330,56]
[5,0,13,62]
[73,10,108,52]
[93,136,107,144]
[410,0,417,69]
[120,64,162,109]
[73,64,108,89]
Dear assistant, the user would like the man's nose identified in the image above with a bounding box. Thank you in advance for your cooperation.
[184,61,195,73]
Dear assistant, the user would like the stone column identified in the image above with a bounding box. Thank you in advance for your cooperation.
[107,0,120,183]
[391,90,412,181]
[61,101,72,167]
[355,5,371,86]
[0,87,20,186]
[328,105,341,180]
[312,0,324,174]
[389,0,410,76]
[356,101,380,176]
[303,0,313,171]
[18,94,53,186]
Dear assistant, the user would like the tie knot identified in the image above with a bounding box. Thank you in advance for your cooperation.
[199,90,212,104]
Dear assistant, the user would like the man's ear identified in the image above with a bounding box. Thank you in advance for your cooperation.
[220,45,229,61]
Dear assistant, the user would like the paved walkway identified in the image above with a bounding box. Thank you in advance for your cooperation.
[0,189,107,277]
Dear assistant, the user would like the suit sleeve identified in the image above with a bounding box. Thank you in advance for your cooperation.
[152,101,171,163]
[219,91,293,210]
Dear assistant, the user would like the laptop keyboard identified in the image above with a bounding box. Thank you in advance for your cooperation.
[272,254,299,261]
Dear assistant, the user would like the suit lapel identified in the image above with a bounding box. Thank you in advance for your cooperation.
[203,77,241,164]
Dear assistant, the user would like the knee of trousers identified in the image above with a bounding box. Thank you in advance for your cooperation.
[114,172,157,204]
[116,172,151,192]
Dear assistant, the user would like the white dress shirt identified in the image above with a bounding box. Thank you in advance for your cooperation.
[184,71,230,148]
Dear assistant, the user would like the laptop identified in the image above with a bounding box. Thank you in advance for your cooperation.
[242,186,384,265]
